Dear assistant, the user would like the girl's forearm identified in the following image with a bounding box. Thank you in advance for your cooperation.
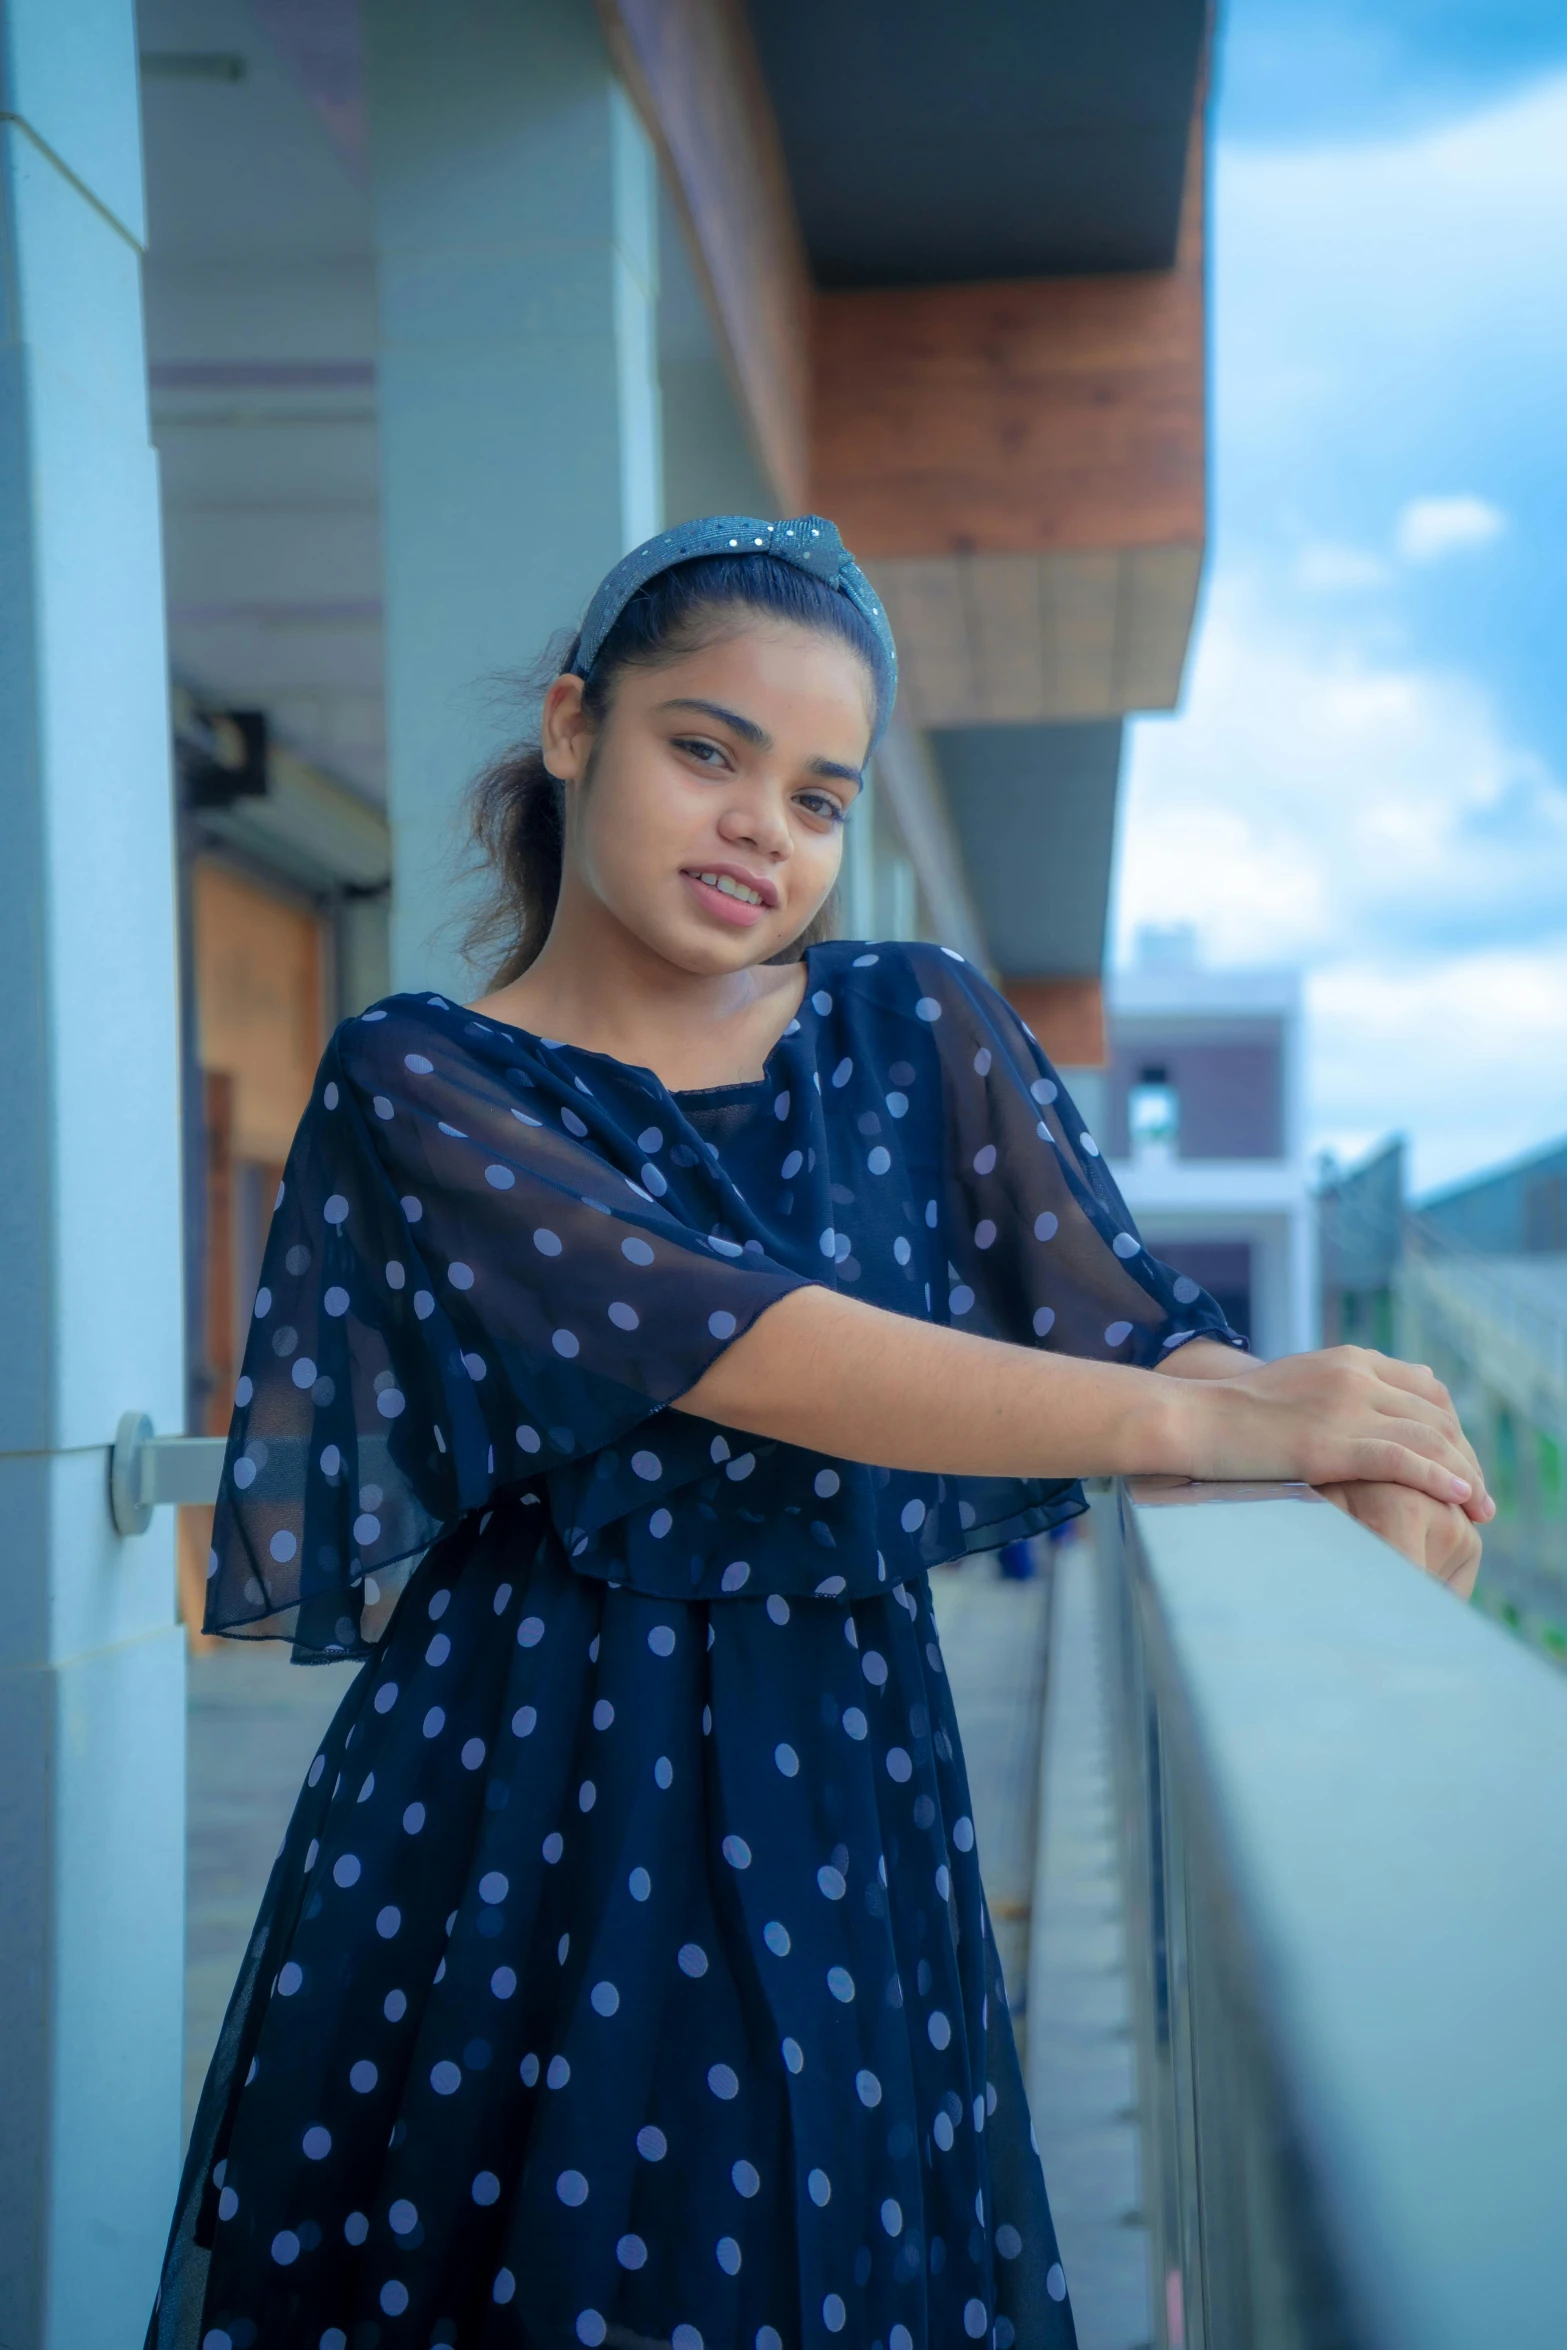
[673,1285,1186,1480]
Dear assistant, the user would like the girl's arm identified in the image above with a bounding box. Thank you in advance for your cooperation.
[672,1284,1491,1519]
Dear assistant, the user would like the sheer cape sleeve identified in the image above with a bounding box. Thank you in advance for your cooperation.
[204,999,810,1657]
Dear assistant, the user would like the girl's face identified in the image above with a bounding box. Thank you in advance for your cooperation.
[541,620,874,975]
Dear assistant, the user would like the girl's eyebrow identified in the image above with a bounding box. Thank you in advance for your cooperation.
[656,698,864,793]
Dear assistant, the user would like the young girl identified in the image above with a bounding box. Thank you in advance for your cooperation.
[151,514,1486,2350]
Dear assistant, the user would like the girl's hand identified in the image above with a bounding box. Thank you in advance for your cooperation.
[1175,1346,1494,1524]
[1314,1480,1484,1598]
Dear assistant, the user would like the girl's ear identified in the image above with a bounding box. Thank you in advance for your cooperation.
[541,673,592,783]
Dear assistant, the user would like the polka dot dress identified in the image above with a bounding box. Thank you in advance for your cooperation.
[148,943,1240,2350]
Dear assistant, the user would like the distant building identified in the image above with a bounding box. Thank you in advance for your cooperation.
[1066,928,1316,1360]
[1319,1136,1406,1351]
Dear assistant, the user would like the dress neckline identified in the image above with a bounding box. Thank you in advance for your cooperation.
[450,945,819,1104]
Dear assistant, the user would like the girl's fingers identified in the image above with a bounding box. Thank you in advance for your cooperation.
[1351,1432,1477,1511]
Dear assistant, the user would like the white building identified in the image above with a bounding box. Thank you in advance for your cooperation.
[1066,931,1317,1361]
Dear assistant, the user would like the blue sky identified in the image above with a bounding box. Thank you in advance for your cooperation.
[1113,0,1567,1191]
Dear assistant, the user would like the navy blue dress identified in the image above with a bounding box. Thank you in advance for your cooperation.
[150,941,1239,2350]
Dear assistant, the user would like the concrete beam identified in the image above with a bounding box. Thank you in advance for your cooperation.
[813,110,1207,724]
[599,0,811,510]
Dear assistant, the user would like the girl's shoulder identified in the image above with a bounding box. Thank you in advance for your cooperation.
[809,937,1013,1032]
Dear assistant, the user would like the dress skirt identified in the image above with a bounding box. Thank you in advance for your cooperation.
[150,1499,1078,2350]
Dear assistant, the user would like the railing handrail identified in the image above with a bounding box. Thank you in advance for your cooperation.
[1111,1478,1567,2350]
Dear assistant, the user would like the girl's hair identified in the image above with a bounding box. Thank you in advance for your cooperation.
[464,552,893,986]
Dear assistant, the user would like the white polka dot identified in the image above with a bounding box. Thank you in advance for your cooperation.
[827,1966,855,2002]
[679,1943,709,1977]
[1047,2261,1068,2300]
[716,2235,742,2274]
[817,1864,846,1900]
[774,1741,799,1776]
[915,997,941,1022]
[721,1560,751,1591]
[493,2269,515,2304]
[376,1387,405,1419]
[302,2123,331,2160]
[552,1329,579,1358]
[928,2010,952,2049]
[579,1780,596,1811]
[764,1920,791,1955]
[490,1965,517,2000]
[543,1832,564,1862]
[470,2170,501,2207]
[557,2169,589,2206]
[591,1980,620,2015]
[422,1706,445,1738]
[576,2313,607,2348]
[323,1194,349,1225]
[547,2053,571,2088]
[655,1756,674,1788]
[402,1802,425,1833]
[816,1573,847,1597]
[953,1813,975,1852]
[671,2330,702,2350]
[518,1615,545,1646]
[388,2197,418,2235]
[842,1707,868,1739]
[855,2069,882,2106]
[269,1530,298,1564]
[862,1650,889,1686]
[426,1631,451,1667]
[617,2233,648,2267]
[732,2158,761,2197]
[629,1866,651,1901]
[900,1498,926,1533]
[332,1853,360,1888]
[430,2060,462,2095]
[808,2168,832,2206]
[479,1871,509,1905]
[886,1747,912,1782]
[637,2124,667,2160]
[649,1506,673,1537]
[936,1864,951,1900]
[782,2036,804,2072]
[818,1227,837,1257]
[350,2059,378,2092]
[996,2223,1023,2258]
[376,1905,400,1939]
[767,1593,790,1624]
[823,2296,846,2333]
[934,2110,954,2150]
[722,1833,752,1868]
[1033,1305,1056,1337]
[964,2299,988,2337]
[1080,1133,1100,1156]
[1104,1320,1133,1346]
[608,1300,639,1330]
[949,1283,975,1315]
[708,1307,738,1339]
[270,2230,300,2266]
[648,1623,676,1656]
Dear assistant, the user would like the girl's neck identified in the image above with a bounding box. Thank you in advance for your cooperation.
[470,890,811,1093]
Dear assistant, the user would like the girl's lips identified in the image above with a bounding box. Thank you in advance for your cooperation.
[681,871,770,929]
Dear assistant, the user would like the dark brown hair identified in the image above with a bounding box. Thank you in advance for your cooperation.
[463,552,891,987]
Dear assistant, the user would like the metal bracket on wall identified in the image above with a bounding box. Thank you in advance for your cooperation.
[110,1411,226,1537]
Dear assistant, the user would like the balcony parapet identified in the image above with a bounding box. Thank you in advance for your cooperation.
[1107,1477,1567,2350]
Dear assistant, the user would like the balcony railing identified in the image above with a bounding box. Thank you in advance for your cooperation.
[1101,1478,1567,2350]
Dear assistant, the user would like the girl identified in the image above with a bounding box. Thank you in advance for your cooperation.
[151,514,1486,2350]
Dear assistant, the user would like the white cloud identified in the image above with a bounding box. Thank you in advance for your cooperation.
[1293,540,1391,592]
[1115,576,1567,1191]
[1394,494,1508,563]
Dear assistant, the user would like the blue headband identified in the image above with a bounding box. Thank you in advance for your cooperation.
[568,513,898,744]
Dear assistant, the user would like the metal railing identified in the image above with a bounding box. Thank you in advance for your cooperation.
[1102,1477,1567,2350]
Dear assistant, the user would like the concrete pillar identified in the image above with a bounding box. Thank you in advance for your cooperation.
[0,4,188,2344]
[366,0,663,998]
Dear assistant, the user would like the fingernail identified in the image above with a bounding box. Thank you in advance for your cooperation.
[1450,1477,1472,1499]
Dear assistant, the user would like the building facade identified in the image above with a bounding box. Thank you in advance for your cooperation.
[1085,935,1316,1361]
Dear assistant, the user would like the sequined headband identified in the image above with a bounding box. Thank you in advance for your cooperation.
[567,514,898,744]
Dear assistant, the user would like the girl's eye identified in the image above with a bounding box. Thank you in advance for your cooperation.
[797,791,846,825]
[672,736,728,768]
